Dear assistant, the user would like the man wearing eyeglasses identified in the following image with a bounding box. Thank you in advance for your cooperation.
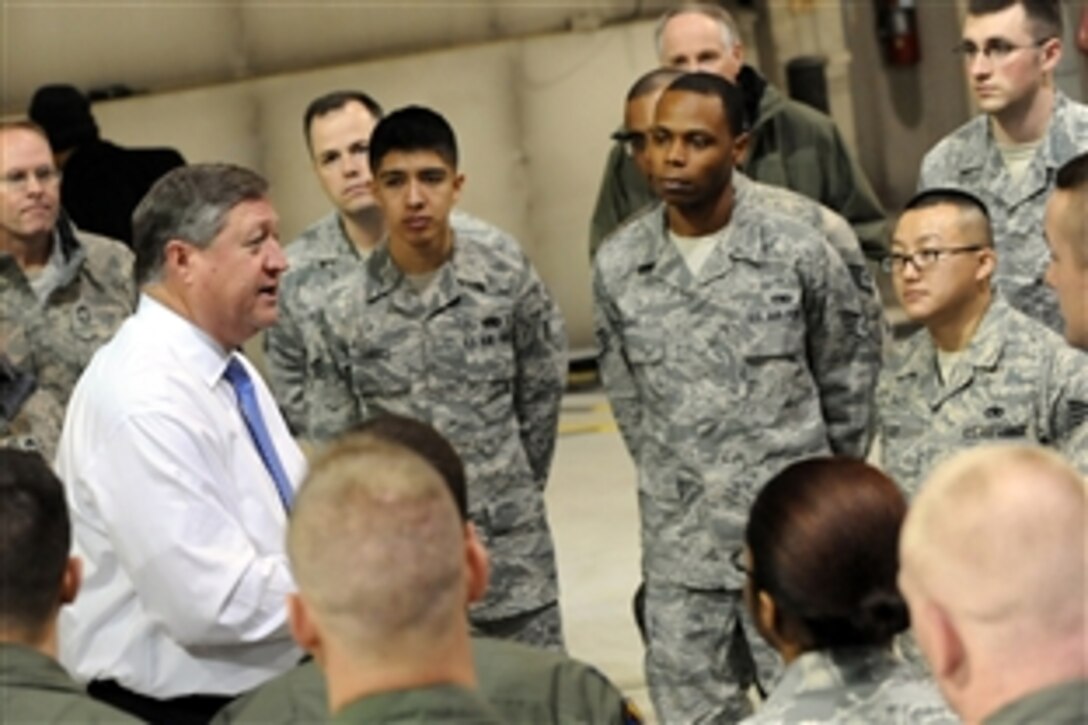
[0,121,133,461]
[918,0,1088,333]
[876,188,1088,496]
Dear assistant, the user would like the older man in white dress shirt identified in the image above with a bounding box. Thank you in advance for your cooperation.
[55,163,305,724]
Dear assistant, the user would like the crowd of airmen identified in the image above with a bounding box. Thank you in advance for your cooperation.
[1,0,1086,723]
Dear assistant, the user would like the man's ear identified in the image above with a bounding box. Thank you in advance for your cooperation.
[976,246,997,282]
[732,132,751,168]
[464,523,490,605]
[163,239,195,282]
[60,557,81,606]
[926,601,967,684]
[1039,35,1063,75]
[452,172,466,204]
[288,593,322,657]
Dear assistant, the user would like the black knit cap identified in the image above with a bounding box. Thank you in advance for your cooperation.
[27,84,100,152]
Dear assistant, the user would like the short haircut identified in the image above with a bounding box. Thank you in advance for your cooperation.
[626,68,685,103]
[902,187,994,247]
[967,0,1063,39]
[654,3,742,58]
[0,450,71,638]
[132,163,268,286]
[302,90,384,151]
[288,435,465,652]
[368,105,458,173]
[746,457,910,649]
[663,72,747,136]
[351,414,467,522]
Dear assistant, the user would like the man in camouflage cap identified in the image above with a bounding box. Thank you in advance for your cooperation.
[0,121,133,461]
[310,106,568,651]
[876,188,1088,494]
[918,0,1088,331]
[593,72,880,723]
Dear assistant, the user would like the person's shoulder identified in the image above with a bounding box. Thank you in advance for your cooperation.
[286,213,348,267]
[922,115,988,170]
[595,203,664,278]
[452,211,525,260]
[212,661,325,724]
[472,638,634,723]
[77,228,134,265]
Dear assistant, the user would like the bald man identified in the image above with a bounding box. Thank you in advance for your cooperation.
[1045,152,1088,350]
[287,434,501,723]
[876,188,1088,494]
[898,444,1087,724]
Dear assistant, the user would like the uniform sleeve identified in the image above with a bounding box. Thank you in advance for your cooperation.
[801,236,881,458]
[592,264,642,459]
[512,259,567,485]
[82,411,296,648]
[306,296,366,444]
[264,284,308,436]
[1046,347,1088,474]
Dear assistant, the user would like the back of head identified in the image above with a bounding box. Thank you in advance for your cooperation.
[27,84,100,153]
[746,457,909,649]
[350,413,467,522]
[368,105,458,174]
[967,0,1063,37]
[303,90,384,150]
[0,450,71,642]
[288,435,466,655]
[132,163,268,286]
[663,72,747,136]
[654,3,742,56]
[902,444,1086,692]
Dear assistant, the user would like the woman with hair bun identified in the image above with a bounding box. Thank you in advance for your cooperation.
[740,458,955,724]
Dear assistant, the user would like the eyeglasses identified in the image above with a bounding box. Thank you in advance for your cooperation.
[952,37,1053,62]
[611,130,649,158]
[730,547,751,576]
[881,245,986,274]
[0,166,62,192]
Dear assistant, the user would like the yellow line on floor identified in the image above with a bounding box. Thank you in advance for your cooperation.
[558,420,618,436]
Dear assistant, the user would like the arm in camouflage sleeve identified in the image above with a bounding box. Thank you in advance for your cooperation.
[801,233,881,458]
[304,284,366,444]
[512,258,567,486]
[592,264,642,460]
[264,284,308,437]
[1045,346,1088,475]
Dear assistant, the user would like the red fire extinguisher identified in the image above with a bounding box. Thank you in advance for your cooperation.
[876,0,922,67]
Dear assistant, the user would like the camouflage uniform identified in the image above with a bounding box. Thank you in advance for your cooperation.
[734,173,885,349]
[589,66,888,259]
[312,215,567,648]
[214,637,641,724]
[594,198,881,723]
[741,647,957,725]
[0,643,141,724]
[0,220,134,461]
[918,92,1088,331]
[264,212,361,436]
[332,685,502,725]
[877,295,1088,496]
[266,210,505,440]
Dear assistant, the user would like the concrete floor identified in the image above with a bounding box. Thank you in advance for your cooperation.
[546,389,656,721]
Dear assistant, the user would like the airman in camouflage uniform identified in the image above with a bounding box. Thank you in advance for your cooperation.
[741,648,957,725]
[0,122,134,461]
[917,1,1088,331]
[878,293,1088,495]
[310,107,567,650]
[594,73,880,723]
[877,188,1088,496]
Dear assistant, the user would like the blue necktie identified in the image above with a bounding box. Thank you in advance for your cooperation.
[223,356,294,510]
